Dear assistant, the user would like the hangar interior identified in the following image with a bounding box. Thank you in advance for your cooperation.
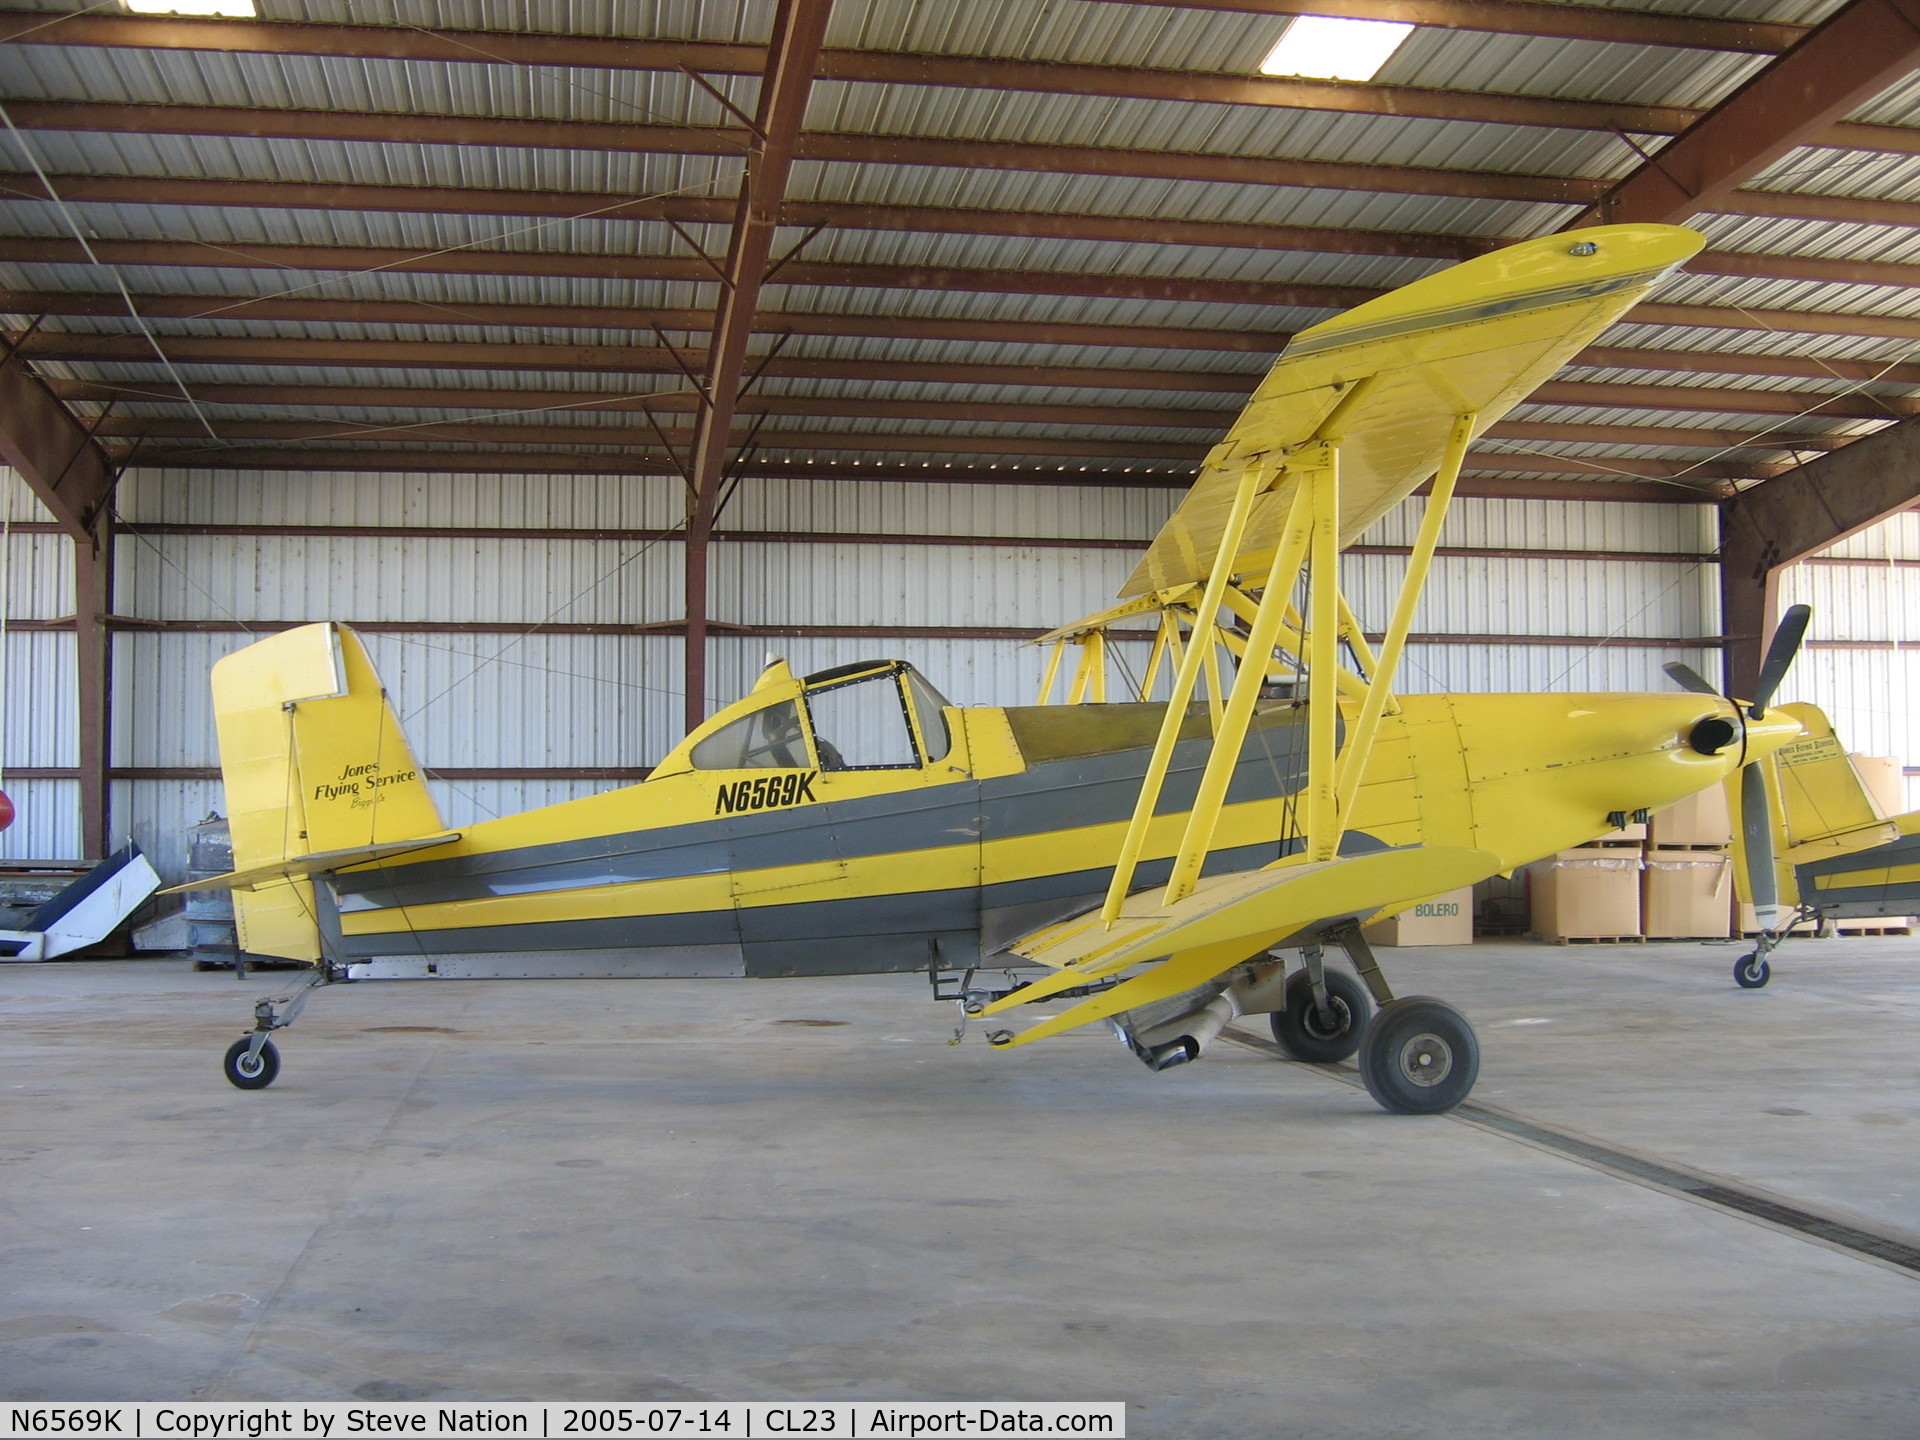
[2,0,1920,872]
[5,0,1920,1426]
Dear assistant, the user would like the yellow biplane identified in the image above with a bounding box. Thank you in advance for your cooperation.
[178,223,1881,1112]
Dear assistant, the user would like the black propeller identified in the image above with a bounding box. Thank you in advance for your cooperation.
[1661,604,1814,947]
[1663,660,1719,696]
[1750,603,1812,720]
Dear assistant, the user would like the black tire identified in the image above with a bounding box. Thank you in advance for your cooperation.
[1734,954,1771,989]
[223,1036,280,1090]
[1358,997,1479,1115]
[1270,967,1372,1063]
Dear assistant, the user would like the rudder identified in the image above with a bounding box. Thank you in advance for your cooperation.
[211,623,442,961]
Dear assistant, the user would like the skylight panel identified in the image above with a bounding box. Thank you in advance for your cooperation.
[123,0,257,15]
[1259,16,1415,83]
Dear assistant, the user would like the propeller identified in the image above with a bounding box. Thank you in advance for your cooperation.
[1662,604,1814,939]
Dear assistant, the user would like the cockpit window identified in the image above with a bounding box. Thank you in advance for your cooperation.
[690,699,810,770]
[904,668,952,763]
[806,672,918,770]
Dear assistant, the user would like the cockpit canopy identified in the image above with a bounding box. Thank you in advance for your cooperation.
[688,659,952,772]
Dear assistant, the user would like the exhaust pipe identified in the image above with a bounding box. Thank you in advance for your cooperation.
[1128,962,1281,1071]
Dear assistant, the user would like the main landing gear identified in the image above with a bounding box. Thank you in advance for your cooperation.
[221,965,335,1090]
[1268,923,1481,1115]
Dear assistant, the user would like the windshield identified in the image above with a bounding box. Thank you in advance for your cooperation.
[689,700,811,769]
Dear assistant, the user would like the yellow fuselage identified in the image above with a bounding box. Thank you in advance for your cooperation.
[313,678,1800,978]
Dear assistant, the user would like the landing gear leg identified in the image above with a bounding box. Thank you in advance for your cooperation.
[1328,922,1482,1114]
[1331,922,1395,1007]
[222,965,332,1090]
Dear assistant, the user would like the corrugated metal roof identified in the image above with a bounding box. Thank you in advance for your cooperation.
[0,0,1915,492]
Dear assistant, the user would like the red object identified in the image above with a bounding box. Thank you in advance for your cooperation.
[0,789,13,832]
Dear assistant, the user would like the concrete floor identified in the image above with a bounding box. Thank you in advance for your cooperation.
[3,938,1919,1436]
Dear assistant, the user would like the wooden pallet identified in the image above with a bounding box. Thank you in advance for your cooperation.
[1537,935,1646,945]
[1734,926,1913,939]
[1645,934,1734,942]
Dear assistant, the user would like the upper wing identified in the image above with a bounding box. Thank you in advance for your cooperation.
[1122,224,1705,598]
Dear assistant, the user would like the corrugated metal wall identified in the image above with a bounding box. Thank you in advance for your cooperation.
[0,472,78,861]
[1777,511,1920,813]
[6,465,1738,877]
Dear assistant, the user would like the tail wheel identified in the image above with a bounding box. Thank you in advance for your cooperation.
[1358,997,1479,1115]
[1734,954,1771,989]
[223,1037,280,1090]
[1270,967,1371,1063]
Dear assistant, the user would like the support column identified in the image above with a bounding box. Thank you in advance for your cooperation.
[73,517,112,860]
[1715,412,1920,697]
[1719,502,1781,701]
[682,499,713,737]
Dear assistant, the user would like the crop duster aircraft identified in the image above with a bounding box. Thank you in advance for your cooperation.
[179,222,1860,1112]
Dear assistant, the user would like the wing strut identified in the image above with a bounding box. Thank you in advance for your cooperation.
[1098,460,1270,924]
[1303,446,1343,863]
[1164,477,1317,904]
[1334,411,1477,819]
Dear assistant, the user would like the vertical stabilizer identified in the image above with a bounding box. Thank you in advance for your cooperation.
[211,623,442,961]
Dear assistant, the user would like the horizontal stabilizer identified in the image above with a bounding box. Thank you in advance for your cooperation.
[162,833,461,894]
[984,845,1502,1027]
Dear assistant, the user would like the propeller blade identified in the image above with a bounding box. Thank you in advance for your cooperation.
[1663,661,1720,696]
[1740,761,1782,931]
[1750,603,1812,718]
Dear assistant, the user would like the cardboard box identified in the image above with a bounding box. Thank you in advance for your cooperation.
[1850,754,1907,819]
[1648,787,1733,848]
[1363,886,1473,947]
[1642,850,1732,938]
[1529,852,1642,941]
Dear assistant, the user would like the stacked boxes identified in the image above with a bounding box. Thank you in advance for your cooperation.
[1643,786,1733,939]
[1528,821,1645,942]
[1362,886,1474,946]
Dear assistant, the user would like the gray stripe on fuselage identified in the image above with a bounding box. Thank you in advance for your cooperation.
[334,706,1314,912]
[1797,831,1920,915]
[334,829,1386,973]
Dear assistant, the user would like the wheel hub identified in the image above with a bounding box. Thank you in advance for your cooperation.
[1304,996,1350,1040]
[1395,1031,1454,1088]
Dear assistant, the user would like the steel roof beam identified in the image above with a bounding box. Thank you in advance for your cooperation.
[28,171,1920,288]
[19,333,1918,420]
[0,9,1731,133]
[0,170,1492,263]
[13,239,1920,345]
[0,100,1607,207]
[0,343,114,541]
[39,377,1852,451]
[110,446,1712,501]
[15,290,1920,383]
[19,104,1920,230]
[0,4,1808,59]
[1577,0,1920,228]
[108,432,1754,483]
